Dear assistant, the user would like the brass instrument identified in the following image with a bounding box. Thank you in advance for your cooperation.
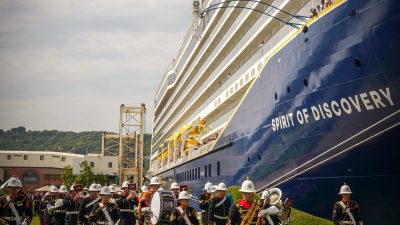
[0,218,7,225]
[240,200,261,225]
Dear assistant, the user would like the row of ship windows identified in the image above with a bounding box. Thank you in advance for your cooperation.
[176,161,221,182]
[214,66,260,108]
[274,58,362,100]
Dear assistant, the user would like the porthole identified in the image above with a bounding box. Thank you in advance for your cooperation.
[354,57,362,68]
[287,86,291,93]
[303,78,308,86]
[274,93,278,100]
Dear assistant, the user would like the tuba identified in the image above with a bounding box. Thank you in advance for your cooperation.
[268,188,292,225]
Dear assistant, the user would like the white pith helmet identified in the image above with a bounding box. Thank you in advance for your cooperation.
[170,182,180,190]
[203,181,212,191]
[109,185,116,193]
[239,178,256,193]
[216,182,227,191]
[7,177,20,188]
[338,183,352,195]
[150,176,161,185]
[50,186,59,193]
[59,185,68,194]
[122,181,129,188]
[100,186,112,196]
[89,183,98,192]
[55,198,63,206]
[261,190,270,200]
[178,191,190,200]
[70,185,75,191]
[141,186,149,192]
[16,179,22,188]
[96,184,102,191]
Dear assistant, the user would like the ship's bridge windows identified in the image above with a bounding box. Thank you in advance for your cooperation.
[230,87,233,94]
[205,165,208,178]
[226,91,229,98]
[208,163,212,177]
[217,161,221,176]
[235,83,238,90]
[245,74,249,82]
[197,167,201,179]
[240,78,244,86]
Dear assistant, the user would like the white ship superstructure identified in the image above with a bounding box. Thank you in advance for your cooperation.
[150,0,318,174]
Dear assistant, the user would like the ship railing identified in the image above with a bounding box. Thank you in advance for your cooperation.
[157,141,216,174]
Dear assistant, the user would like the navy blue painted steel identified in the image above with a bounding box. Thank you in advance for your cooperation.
[157,0,400,224]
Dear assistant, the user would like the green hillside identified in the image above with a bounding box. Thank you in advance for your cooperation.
[0,127,152,171]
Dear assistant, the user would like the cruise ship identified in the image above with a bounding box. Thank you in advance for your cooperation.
[150,0,400,223]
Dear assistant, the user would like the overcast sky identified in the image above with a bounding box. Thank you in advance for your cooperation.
[0,0,192,133]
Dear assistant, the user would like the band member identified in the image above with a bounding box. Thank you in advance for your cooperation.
[33,192,42,217]
[0,177,33,225]
[64,184,81,225]
[208,182,231,225]
[332,183,363,225]
[228,178,262,225]
[46,186,60,225]
[115,181,138,225]
[198,181,213,225]
[78,183,100,225]
[48,185,68,225]
[170,182,180,199]
[89,186,119,224]
[257,190,280,225]
[137,190,152,225]
[39,192,51,225]
[149,177,162,193]
[170,191,199,225]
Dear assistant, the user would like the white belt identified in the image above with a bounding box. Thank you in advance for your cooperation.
[214,215,228,220]
[66,211,79,215]
[119,209,135,213]
[2,216,17,221]
[54,210,66,213]
[96,221,113,225]
[341,221,354,225]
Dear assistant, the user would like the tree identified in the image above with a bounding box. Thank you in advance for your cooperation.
[61,165,75,187]
[75,161,95,187]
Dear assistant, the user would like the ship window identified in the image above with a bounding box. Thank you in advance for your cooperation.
[192,169,195,180]
[235,83,238,90]
[205,165,208,178]
[240,78,244,86]
[230,87,233,94]
[90,162,94,167]
[287,86,291,93]
[40,155,44,160]
[245,74,249,81]
[251,69,255,77]
[275,93,278,100]
[185,171,187,181]
[217,161,221,176]
[198,167,201,179]
[354,57,362,68]
[208,164,212,177]
[258,63,262,71]
[189,170,191,181]
[304,78,308,87]
[24,155,28,160]
[218,98,221,104]
[7,155,12,160]
[226,91,229,98]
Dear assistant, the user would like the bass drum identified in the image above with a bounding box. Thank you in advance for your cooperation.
[150,191,177,225]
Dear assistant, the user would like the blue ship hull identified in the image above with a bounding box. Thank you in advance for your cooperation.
[156,0,400,223]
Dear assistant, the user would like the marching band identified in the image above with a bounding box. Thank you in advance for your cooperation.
[1,176,363,225]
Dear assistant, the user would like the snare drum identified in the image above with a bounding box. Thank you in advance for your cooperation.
[150,191,177,225]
